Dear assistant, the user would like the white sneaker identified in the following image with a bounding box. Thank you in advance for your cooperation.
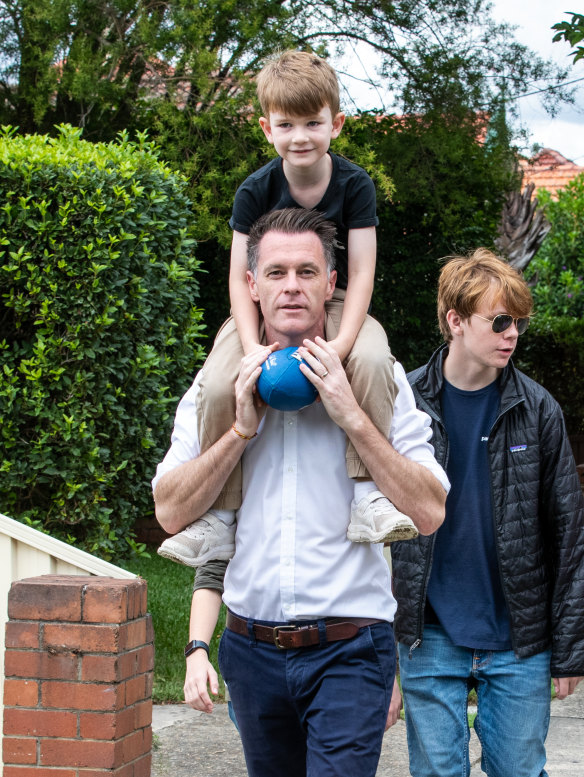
[157,513,235,567]
[347,490,419,544]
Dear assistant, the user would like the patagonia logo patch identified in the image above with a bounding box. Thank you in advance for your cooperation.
[509,444,527,453]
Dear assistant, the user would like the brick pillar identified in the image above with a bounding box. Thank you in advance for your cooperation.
[3,575,153,777]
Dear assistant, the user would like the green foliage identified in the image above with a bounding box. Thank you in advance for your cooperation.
[553,12,584,63]
[0,0,570,137]
[121,552,227,703]
[525,178,584,320]
[0,124,205,558]
[340,111,519,369]
[518,175,584,434]
[515,317,584,435]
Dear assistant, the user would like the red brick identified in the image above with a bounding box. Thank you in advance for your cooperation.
[136,644,154,674]
[80,707,134,740]
[8,578,83,622]
[79,711,117,740]
[124,675,147,706]
[121,730,149,763]
[134,699,153,729]
[81,654,119,683]
[5,650,79,681]
[118,619,147,651]
[3,737,37,765]
[5,622,40,649]
[40,739,119,769]
[4,679,39,707]
[83,582,129,624]
[42,681,122,711]
[43,623,120,653]
[4,709,77,738]
[4,768,76,777]
[132,752,152,777]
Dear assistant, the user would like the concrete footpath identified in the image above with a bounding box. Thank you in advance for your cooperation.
[151,681,584,776]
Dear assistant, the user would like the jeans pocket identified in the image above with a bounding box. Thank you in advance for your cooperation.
[361,622,396,693]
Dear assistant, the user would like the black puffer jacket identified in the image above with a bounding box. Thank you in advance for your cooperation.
[392,345,584,677]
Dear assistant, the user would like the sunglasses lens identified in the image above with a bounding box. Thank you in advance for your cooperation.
[492,315,513,333]
[491,315,530,334]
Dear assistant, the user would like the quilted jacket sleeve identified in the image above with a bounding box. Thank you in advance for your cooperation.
[540,399,584,676]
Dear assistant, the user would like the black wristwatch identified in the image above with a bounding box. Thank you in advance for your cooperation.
[184,639,210,658]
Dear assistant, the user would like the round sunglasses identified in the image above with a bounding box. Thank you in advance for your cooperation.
[472,313,530,335]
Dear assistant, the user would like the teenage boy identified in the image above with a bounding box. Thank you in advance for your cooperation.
[158,50,417,569]
[389,248,584,777]
[153,208,448,777]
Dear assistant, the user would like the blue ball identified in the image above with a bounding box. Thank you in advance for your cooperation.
[257,346,318,412]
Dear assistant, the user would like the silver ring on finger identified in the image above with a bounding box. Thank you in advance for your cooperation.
[321,370,329,378]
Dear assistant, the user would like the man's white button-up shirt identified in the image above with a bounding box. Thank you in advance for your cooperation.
[153,362,449,623]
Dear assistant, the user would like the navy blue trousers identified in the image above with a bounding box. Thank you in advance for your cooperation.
[218,617,395,777]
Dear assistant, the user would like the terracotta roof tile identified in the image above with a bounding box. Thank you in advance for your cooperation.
[520,148,584,199]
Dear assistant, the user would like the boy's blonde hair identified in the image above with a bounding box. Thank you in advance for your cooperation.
[438,248,533,342]
[256,50,340,117]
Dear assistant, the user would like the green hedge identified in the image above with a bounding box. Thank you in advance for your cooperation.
[0,125,205,558]
[516,316,584,436]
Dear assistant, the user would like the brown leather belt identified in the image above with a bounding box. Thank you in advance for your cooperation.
[226,611,383,650]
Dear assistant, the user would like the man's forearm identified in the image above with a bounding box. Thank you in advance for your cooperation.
[346,408,446,535]
[154,428,247,534]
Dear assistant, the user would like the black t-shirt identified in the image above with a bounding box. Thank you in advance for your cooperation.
[229,152,378,290]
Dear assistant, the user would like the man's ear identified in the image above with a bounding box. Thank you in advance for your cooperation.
[331,112,345,139]
[446,309,464,337]
[259,116,273,144]
[325,269,337,301]
[247,270,260,302]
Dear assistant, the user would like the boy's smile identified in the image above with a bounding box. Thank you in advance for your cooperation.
[259,107,345,173]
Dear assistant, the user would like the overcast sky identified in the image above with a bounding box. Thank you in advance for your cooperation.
[336,2,584,164]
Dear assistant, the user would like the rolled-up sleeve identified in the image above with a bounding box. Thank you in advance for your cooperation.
[391,362,450,494]
[151,375,202,494]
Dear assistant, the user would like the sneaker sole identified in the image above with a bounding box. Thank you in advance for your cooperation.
[157,544,235,567]
[347,522,419,544]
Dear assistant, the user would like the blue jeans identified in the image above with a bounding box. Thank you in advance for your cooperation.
[219,616,395,777]
[398,625,551,777]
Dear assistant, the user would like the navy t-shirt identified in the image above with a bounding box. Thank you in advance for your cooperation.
[425,377,512,650]
[229,152,378,290]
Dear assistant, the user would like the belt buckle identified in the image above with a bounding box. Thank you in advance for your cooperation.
[272,624,297,649]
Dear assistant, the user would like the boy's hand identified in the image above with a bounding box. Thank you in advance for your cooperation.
[326,336,351,364]
[184,652,218,714]
[242,340,265,357]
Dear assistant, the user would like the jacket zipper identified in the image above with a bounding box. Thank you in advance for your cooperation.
[409,396,448,658]
[486,396,525,656]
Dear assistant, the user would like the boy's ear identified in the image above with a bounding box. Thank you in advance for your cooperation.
[331,112,345,139]
[446,309,464,337]
[259,116,273,144]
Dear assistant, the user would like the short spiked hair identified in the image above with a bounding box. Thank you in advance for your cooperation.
[247,208,336,277]
[256,50,340,118]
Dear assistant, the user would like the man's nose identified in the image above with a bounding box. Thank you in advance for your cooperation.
[283,270,301,290]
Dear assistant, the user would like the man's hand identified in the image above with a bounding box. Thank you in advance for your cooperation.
[385,677,403,730]
[184,651,219,714]
[233,342,279,437]
[298,336,361,430]
[553,676,583,700]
